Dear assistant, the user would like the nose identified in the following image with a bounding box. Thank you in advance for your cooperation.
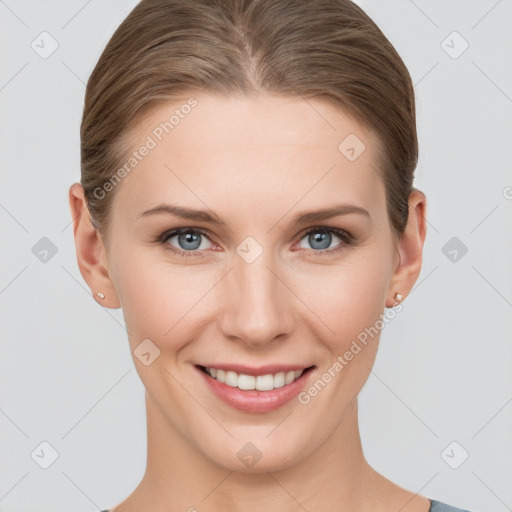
[217,248,295,349]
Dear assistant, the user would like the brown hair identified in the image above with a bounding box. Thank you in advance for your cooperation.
[80,0,418,243]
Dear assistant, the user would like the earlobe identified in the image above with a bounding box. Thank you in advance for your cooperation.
[68,183,121,309]
[386,189,427,308]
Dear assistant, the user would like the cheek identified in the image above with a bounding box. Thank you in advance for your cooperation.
[292,247,393,350]
[110,247,215,350]
[291,252,394,412]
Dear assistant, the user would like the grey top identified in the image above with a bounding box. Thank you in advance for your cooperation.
[101,498,475,511]
[430,500,473,512]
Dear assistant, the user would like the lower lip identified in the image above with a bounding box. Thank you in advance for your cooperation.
[197,366,314,413]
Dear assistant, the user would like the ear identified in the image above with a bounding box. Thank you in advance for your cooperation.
[68,183,121,309]
[386,188,427,308]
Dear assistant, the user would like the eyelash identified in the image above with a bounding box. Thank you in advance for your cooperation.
[158,226,356,258]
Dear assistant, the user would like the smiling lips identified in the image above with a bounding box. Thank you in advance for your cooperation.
[197,364,314,413]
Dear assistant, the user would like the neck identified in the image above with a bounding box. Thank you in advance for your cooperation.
[112,393,428,512]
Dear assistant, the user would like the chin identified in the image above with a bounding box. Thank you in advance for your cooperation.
[197,429,316,474]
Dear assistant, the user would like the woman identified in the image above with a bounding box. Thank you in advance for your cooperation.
[68,0,476,510]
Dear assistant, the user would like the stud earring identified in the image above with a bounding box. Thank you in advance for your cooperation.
[393,292,403,302]
[96,292,105,299]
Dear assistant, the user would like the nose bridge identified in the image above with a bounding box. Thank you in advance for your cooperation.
[218,244,293,346]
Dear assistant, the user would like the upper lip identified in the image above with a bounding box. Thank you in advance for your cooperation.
[197,364,314,376]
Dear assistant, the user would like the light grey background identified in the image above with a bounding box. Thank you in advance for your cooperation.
[0,1,511,511]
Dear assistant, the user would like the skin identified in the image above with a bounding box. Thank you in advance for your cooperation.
[69,93,428,512]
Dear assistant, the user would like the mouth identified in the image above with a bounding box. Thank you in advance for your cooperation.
[196,364,316,413]
[198,365,311,390]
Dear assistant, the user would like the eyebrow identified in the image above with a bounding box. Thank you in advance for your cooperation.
[139,203,372,226]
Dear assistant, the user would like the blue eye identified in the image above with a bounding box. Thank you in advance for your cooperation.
[161,228,214,256]
[297,227,354,255]
[158,226,354,258]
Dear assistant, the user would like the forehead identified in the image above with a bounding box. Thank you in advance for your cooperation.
[111,93,386,224]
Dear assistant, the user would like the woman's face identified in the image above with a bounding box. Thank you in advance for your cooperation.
[92,93,417,472]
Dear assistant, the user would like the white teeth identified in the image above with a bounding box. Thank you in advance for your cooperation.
[285,371,295,385]
[238,374,256,390]
[273,371,285,388]
[256,374,274,391]
[205,367,307,390]
[225,370,238,387]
